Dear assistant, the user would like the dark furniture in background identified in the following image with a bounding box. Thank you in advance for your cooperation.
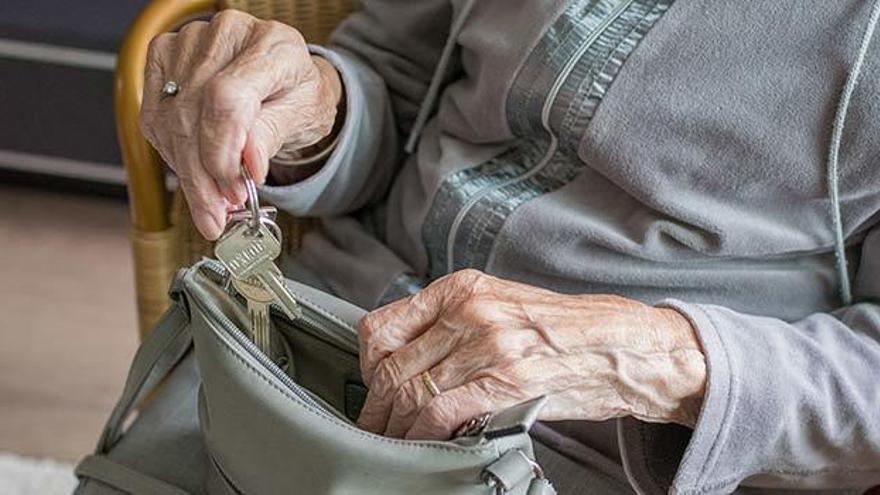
[0,0,149,192]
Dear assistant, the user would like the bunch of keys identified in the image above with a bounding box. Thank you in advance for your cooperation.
[214,167,302,357]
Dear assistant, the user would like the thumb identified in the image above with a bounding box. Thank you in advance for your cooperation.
[242,121,276,185]
[242,104,293,185]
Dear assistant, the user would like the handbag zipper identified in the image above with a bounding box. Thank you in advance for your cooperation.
[189,260,497,451]
[199,259,358,351]
[445,0,637,273]
[191,260,356,424]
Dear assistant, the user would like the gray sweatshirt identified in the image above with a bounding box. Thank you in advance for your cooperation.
[260,0,880,493]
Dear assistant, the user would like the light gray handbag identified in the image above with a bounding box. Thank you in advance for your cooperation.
[74,259,559,494]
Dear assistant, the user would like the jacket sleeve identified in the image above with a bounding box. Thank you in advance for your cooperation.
[619,227,880,494]
[259,0,455,216]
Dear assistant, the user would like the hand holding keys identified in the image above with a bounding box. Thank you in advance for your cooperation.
[214,167,301,356]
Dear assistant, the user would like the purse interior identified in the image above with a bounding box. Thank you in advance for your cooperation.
[194,267,367,422]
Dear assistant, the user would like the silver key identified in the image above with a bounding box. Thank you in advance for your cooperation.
[232,274,275,356]
[214,221,282,279]
[252,265,302,320]
[214,220,302,320]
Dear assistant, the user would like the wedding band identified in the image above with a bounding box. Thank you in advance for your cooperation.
[420,371,442,397]
[160,80,180,98]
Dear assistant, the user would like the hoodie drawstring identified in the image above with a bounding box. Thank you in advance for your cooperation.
[404,0,477,154]
[827,0,880,306]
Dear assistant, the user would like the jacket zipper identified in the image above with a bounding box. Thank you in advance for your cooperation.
[444,0,637,273]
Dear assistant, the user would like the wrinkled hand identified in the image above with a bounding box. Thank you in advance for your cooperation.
[140,10,342,239]
[357,269,707,440]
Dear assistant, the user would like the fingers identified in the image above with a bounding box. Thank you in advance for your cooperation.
[405,380,494,440]
[241,101,294,184]
[356,325,462,434]
[198,21,308,193]
[381,371,437,438]
[171,21,209,83]
[140,33,175,144]
[174,142,228,239]
[358,295,436,386]
[383,353,479,438]
[358,270,482,385]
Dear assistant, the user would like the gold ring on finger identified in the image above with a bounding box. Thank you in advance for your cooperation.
[420,371,442,397]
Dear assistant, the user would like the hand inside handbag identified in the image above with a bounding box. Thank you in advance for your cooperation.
[74,259,559,495]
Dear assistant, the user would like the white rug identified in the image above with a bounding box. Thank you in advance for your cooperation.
[0,453,77,495]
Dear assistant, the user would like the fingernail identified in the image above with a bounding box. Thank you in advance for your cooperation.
[248,149,267,185]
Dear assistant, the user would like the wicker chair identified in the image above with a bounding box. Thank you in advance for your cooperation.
[116,0,358,338]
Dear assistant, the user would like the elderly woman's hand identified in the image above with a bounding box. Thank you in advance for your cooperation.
[357,269,707,440]
[140,10,342,239]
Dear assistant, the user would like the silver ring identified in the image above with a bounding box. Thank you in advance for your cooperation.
[259,216,283,241]
[160,80,180,98]
[241,166,261,233]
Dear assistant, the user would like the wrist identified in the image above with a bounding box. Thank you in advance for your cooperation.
[653,307,707,427]
[313,55,342,109]
[613,306,706,428]
[269,56,344,182]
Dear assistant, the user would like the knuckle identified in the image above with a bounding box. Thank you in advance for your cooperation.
[456,298,487,324]
[392,382,420,412]
[178,20,207,38]
[146,33,174,62]
[439,269,485,294]
[213,8,250,27]
[261,19,304,44]
[420,399,455,431]
[372,357,403,393]
[456,268,484,281]
[318,117,334,137]
[358,312,381,340]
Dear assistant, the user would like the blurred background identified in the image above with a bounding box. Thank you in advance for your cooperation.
[0,1,150,492]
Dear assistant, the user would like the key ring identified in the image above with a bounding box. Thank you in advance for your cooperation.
[260,216,283,242]
[242,165,261,234]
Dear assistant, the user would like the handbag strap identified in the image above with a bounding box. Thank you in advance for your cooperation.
[76,455,190,495]
[94,297,192,454]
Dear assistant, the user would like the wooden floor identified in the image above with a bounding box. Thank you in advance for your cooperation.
[0,183,137,463]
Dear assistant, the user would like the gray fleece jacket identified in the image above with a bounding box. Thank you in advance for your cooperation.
[260,0,880,493]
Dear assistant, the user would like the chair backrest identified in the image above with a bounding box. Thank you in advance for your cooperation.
[116,0,358,338]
